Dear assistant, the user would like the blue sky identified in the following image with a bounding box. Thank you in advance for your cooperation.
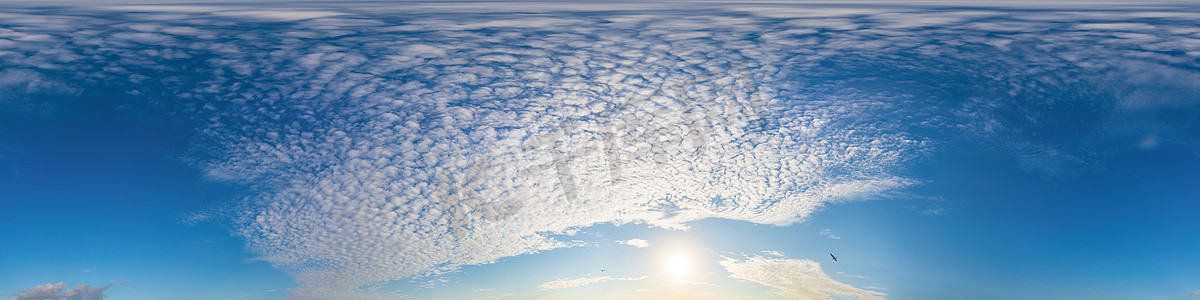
[2,2,1200,300]
[0,103,293,299]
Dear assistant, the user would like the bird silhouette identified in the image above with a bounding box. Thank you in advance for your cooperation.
[601,269,606,272]
[830,253,837,262]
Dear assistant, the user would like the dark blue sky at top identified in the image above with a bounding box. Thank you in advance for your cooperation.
[1,2,1199,299]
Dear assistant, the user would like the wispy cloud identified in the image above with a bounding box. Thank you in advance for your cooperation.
[920,208,947,216]
[720,255,884,300]
[536,276,648,291]
[667,279,711,286]
[475,292,515,300]
[819,228,842,240]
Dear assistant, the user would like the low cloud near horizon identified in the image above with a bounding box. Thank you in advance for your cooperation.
[9,282,120,300]
[720,255,884,300]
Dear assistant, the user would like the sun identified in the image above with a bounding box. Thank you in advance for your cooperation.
[663,251,694,279]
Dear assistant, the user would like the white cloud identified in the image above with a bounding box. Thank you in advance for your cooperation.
[720,256,884,300]
[536,276,648,291]
[819,228,841,240]
[10,282,111,300]
[618,238,652,248]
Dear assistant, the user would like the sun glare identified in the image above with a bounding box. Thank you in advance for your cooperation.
[664,252,693,279]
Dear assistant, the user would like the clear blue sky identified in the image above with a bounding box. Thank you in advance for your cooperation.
[1,2,1199,299]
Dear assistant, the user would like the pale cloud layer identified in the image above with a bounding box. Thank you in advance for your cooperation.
[536,276,648,290]
[720,256,883,300]
[1,3,1198,299]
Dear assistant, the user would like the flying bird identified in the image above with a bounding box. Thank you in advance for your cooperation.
[601,269,606,272]
[830,253,837,262]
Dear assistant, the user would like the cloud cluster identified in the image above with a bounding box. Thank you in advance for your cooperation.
[1,3,1198,298]
[720,256,883,300]
[9,282,110,300]
[618,239,652,248]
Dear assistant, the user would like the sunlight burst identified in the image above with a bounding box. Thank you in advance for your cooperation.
[664,252,693,279]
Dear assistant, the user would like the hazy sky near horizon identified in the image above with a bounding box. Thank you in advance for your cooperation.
[2,2,1199,299]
